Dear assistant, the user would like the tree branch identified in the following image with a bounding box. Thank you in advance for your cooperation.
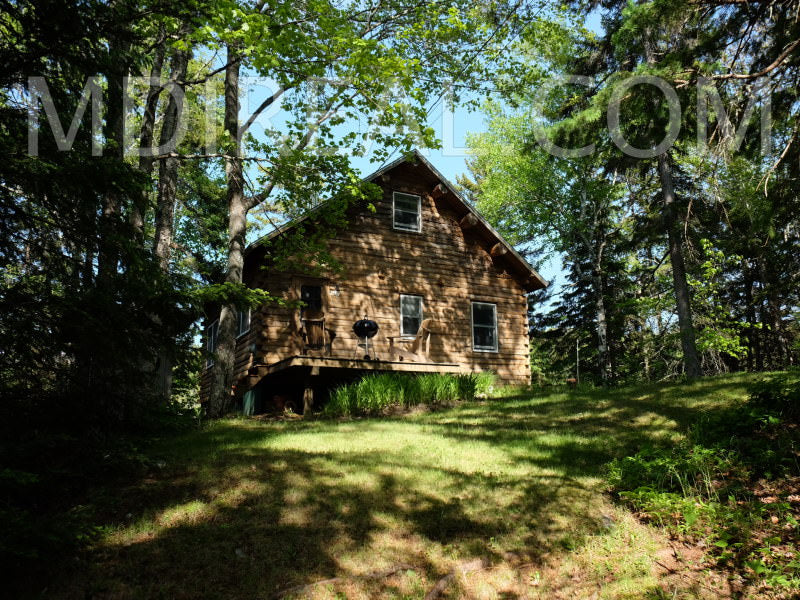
[239,86,287,138]
[713,38,800,80]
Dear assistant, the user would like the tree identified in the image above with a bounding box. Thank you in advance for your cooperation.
[463,102,631,383]
[0,0,221,425]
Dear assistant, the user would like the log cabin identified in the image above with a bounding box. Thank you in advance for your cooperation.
[200,151,547,414]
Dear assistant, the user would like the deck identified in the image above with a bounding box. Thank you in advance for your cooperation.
[241,354,467,390]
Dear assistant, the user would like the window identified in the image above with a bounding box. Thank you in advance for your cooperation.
[471,302,498,352]
[393,192,421,232]
[400,294,423,337]
[237,307,251,337]
[206,320,219,367]
[300,285,323,316]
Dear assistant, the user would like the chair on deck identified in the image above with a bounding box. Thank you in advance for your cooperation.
[387,318,435,362]
[301,309,335,356]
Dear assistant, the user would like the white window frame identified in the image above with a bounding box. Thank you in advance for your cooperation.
[392,191,422,232]
[237,307,251,338]
[206,320,219,367]
[399,294,424,337]
[471,302,498,352]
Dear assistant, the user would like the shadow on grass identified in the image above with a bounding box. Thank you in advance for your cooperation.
[40,436,596,598]
[419,375,752,469]
[34,374,757,599]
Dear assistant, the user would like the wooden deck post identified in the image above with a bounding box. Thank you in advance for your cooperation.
[303,366,320,417]
[302,387,313,416]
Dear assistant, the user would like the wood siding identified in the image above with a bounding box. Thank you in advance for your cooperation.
[200,160,533,401]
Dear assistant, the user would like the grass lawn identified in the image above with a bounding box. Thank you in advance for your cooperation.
[44,374,771,599]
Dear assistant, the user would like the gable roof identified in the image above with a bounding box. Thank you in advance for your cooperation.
[246,150,548,292]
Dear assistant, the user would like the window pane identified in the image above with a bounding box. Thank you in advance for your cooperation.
[301,285,322,313]
[206,321,218,366]
[401,295,422,317]
[394,193,420,231]
[472,303,495,327]
[238,308,250,336]
[208,321,218,351]
[472,303,497,350]
[402,315,422,336]
[393,209,419,230]
[400,295,423,335]
[394,193,419,211]
[473,325,496,350]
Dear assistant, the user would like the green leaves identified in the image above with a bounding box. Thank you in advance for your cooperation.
[192,281,283,310]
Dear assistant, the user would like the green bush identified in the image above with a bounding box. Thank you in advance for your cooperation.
[323,372,496,417]
[608,372,800,589]
[748,373,800,422]
[608,443,740,501]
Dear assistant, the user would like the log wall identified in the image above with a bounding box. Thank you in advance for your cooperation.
[200,160,532,402]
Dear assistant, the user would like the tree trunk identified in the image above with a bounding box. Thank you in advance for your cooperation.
[657,153,702,377]
[208,45,245,418]
[592,268,612,383]
[131,33,166,240]
[590,198,612,384]
[744,266,757,371]
[150,45,191,403]
[97,40,129,285]
[153,46,190,271]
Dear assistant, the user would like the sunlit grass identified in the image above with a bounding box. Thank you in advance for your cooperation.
[51,372,765,599]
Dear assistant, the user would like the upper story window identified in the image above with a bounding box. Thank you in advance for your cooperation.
[237,308,251,338]
[393,192,421,232]
[471,302,498,352]
[206,320,219,367]
[400,294,423,336]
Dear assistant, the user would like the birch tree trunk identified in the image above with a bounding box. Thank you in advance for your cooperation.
[153,46,190,270]
[592,267,612,383]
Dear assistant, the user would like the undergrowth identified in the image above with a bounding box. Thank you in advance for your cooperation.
[323,371,497,416]
[608,371,800,589]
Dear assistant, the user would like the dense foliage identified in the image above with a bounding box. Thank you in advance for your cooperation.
[609,372,800,589]
[462,0,800,384]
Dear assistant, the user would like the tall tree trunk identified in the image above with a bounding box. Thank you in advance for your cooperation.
[657,153,702,377]
[592,268,612,383]
[153,46,190,270]
[590,197,612,384]
[150,45,191,403]
[131,33,166,240]
[744,266,757,371]
[98,40,129,286]
[208,44,244,418]
[571,244,611,384]
[642,34,702,378]
[574,184,613,384]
